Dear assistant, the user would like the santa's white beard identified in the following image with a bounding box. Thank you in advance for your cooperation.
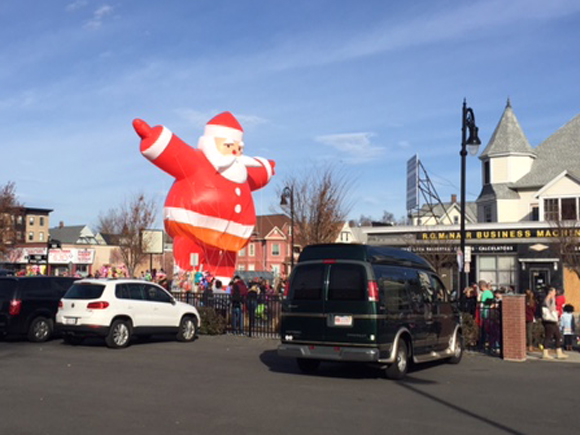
[198,136,248,183]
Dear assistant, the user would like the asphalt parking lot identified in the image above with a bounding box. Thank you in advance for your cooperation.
[1,335,580,435]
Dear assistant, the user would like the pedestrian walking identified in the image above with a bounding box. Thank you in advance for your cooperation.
[542,287,568,360]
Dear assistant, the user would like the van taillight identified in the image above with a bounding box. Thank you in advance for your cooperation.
[58,301,63,309]
[323,259,336,264]
[87,301,109,309]
[9,299,22,316]
[367,281,379,302]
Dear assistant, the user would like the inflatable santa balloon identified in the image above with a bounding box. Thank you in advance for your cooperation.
[133,112,275,280]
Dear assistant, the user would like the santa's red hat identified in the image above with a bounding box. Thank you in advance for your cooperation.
[204,112,243,142]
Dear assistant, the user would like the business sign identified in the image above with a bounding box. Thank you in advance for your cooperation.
[406,154,419,211]
[417,228,580,241]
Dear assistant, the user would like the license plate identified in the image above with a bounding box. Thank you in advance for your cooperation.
[65,318,78,325]
[333,315,352,326]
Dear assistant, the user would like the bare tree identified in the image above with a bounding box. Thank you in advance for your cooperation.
[96,193,158,277]
[0,182,22,256]
[550,219,580,280]
[278,164,353,251]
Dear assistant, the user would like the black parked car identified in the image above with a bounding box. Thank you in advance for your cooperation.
[0,276,78,342]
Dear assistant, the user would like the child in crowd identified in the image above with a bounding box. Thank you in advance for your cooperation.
[560,304,576,351]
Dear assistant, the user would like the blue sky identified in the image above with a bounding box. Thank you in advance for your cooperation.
[2,0,580,229]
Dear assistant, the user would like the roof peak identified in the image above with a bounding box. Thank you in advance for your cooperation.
[479,100,535,159]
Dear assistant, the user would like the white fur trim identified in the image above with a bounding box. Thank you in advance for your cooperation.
[143,126,171,161]
[204,124,243,141]
[254,157,273,181]
[164,207,254,239]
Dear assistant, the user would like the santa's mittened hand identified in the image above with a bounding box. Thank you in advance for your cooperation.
[269,160,276,175]
[133,118,152,139]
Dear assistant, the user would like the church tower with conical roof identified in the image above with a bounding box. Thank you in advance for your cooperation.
[476,99,536,222]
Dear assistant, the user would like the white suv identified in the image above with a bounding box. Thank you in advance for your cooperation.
[56,279,200,349]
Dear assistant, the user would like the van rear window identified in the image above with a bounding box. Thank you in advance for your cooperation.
[0,280,17,300]
[64,283,105,300]
[290,265,324,300]
[328,264,366,301]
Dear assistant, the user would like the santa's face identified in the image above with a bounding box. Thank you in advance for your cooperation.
[215,138,243,157]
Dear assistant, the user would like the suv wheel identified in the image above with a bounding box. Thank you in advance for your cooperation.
[385,340,408,380]
[28,317,53,343]
[448,332,463,364]
[296,358,320,374]
[177,316,197,342]
[106,319,131,349]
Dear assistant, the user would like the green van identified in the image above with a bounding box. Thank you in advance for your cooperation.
[278,244,463,379]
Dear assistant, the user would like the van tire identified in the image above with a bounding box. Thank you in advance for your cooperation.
[385,340,408,380]
[297,358,320,374]
[448,332,463,364]
[28,317,53,343]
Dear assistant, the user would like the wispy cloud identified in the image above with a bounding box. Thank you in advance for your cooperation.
[84,5,114,30]
[315,133,386,164]
[175,108,268,131]
[65,1,88,12]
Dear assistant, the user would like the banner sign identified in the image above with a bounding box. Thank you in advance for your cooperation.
[11,248,95,264]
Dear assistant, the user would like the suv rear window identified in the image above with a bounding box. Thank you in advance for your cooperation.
[64,283,105,300]
[290,264,324,300]
[328,264,366,301]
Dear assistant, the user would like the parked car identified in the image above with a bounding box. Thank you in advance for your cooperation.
[0,276,79,342]
[278,244,462,379]
[56,279,201,349]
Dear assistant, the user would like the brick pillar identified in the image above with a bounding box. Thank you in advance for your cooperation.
[501,295,526,362]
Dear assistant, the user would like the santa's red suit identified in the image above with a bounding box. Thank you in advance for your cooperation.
[133,112,275,278]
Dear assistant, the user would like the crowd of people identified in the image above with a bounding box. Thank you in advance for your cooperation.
[463,280,576,359]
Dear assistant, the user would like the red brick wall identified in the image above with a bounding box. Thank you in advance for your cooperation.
[502,295,526,362]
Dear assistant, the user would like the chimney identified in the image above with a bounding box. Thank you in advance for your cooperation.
[59,221,64,228]
[451,194,457,204]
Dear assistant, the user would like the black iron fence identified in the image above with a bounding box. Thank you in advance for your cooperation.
[173,292,283,338]
[461,301,503,357]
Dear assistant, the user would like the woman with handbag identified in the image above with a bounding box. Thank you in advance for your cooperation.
[542,287,568,360]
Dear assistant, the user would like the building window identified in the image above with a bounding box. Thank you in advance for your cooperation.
[484,205,492,222]
[453,216,459,225]
[544,198,559,221]
[340,231,350,242]
[249,243,255,257]
[40,217,45,226]
[248,264,255,271]
[39,232,44,242]
[483,161,491,185]
[272,264,280,275]
[530,204,539,221]
[272,243,280,256]
[238,265,245,271]
[561,198,577,220]
[28,231,34,241]
[478,255,517,290]
[29,217,35,226]
[239,247,246,257]
[17,216,23,225]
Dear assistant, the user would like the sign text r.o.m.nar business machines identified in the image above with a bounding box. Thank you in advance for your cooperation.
[417,228,580,240]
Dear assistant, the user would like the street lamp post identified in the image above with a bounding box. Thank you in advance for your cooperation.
[460,99,481,300]
[280,186,295,272]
